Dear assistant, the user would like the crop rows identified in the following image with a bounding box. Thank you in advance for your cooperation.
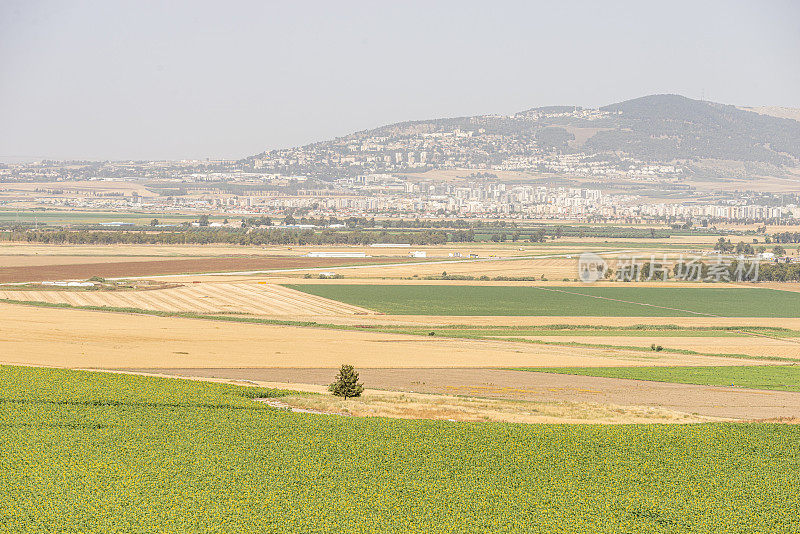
[1,366,799,532]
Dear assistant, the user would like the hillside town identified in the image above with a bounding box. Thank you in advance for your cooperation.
[1,99,798,225]
[245,106,686,180]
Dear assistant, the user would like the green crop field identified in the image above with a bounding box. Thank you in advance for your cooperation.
[286,284,800,317]
[2,365,799,533]
[509,365,800,392]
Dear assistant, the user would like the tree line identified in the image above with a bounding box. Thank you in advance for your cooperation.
[0,229,449,246]
[612,259,800,282]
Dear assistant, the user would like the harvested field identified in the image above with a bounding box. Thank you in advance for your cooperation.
[0,282,373,316]
[137,367,800,420]
[0,255,414,283]
[518,335,800,360]
[0,242,713,281]
[0,254,197,268]
[341,256,580,279]
[0,303,766,369]
[0,243,318,258]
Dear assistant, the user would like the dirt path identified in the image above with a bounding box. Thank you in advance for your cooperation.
[131,367,800,420]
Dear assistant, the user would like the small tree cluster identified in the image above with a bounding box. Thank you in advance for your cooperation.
[329,365,364,400]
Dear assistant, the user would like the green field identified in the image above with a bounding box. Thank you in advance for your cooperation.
[1,366,799,532]
[286,284,800,317]
[510,365,800,392]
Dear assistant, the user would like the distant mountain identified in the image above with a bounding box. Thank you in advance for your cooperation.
[247,94,800,179]
[583,94,800,165]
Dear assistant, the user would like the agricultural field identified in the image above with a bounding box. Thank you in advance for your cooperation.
[0,255,425,283]
[0,282,373,316]
[3,240,800,423]
[389,324,796,337]
[286,284,800,317]
[510,365,800,392]
[362,324,800,362]
[9,302,758,370]
[0,238,732,282]
[2,365,799,533]
[514,335,800,360]
[347,256,583,279]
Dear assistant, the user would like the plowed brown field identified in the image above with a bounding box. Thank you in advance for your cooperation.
[0,256,412,283]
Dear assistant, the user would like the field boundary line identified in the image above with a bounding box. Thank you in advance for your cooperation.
[528,286,722,317]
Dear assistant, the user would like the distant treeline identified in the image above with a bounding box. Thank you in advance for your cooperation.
[0,229,449,246]
[0,224,675,246]
[623,260,800,282]
[245,216,678,238]
[772,232,800,244]
[0,217,684,246]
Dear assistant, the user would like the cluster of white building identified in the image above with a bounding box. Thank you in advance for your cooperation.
[635,203,796,221]
[14,177,800,224]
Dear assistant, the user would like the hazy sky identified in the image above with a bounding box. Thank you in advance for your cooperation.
[1,0,799,161]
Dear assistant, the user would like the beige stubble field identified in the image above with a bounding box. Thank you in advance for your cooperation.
[0,303,765,369]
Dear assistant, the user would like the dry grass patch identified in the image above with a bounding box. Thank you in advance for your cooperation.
[277,390,719,424]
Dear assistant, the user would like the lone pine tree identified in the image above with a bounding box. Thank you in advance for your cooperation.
[329,364,364,399]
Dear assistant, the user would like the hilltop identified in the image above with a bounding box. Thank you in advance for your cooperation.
[247,94,800,181]
[587,95,800,165]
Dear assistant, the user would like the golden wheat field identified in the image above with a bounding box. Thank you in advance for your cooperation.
[0,303,767,369]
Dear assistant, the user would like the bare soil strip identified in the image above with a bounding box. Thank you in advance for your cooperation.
[0,256,413,283]
[134,367,800,421]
